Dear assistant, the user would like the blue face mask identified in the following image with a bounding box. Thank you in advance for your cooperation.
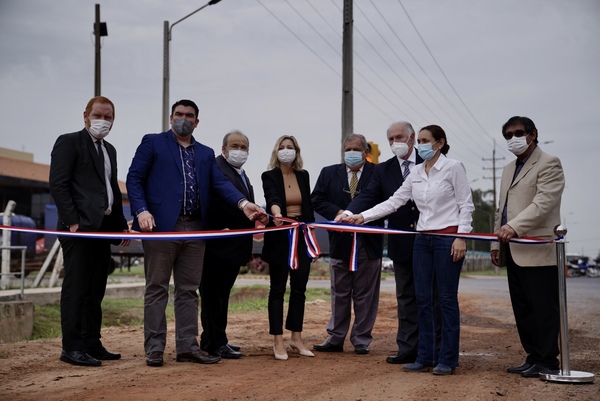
[416,141,438,160]
[344,151,364,167]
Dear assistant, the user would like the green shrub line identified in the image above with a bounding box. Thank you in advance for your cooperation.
[30,286,330,341]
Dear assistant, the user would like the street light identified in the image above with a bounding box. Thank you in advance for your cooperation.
[162,0,222,132]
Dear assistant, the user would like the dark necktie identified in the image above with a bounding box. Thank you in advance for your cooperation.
[96,140,104,162]
[511,159,523,184]
[96,140,108,209]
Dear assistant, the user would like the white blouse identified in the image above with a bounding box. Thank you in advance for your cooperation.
[361,156,474,233]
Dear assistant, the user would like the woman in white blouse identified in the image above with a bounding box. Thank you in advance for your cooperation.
[341,125,474,375]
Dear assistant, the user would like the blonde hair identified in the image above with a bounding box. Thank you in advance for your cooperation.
[267,135,304,170]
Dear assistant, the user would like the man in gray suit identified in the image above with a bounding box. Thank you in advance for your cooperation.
[311,134,384,354]
[342,121,425,364]
[491,116,565,378]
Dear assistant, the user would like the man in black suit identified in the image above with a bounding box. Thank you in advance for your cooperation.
[49,96,129,367]
[311,134,384,355]
[200,130,255,359]
[341,121,423,364]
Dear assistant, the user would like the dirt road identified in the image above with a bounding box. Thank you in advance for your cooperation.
[1,278,598,401]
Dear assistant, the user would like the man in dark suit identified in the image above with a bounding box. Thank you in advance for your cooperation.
[311,134,384,355]
[126,100,266,367]
[49,96,130,367]
[200,130,255,359]
[341,121,423,364]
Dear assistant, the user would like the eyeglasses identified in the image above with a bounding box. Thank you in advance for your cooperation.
[503,129,531,140]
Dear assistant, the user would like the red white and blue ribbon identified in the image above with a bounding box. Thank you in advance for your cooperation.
[1,221,556,273]
[0,224,292,241]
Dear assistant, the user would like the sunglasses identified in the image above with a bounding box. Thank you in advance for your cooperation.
[502,129,532,140]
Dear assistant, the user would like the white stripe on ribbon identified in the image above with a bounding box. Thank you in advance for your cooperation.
[0,224,292,240]
[1,220,556,274]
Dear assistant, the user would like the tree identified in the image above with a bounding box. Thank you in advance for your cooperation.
[470,189,496,252]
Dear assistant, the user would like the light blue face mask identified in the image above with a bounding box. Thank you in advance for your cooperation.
[416,141,438,160]
[344,151,364,167]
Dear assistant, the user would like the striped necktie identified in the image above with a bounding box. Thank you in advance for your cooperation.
[402,160,411,180]
[349,171,358,199]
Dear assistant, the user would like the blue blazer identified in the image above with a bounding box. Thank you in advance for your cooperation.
[347,155,422,264]
[311,162,383,260]
[126,130,245,232]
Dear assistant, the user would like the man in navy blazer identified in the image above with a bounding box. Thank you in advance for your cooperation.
[342,121,423,364]
[126,100,266,367]
[311,134,384,354]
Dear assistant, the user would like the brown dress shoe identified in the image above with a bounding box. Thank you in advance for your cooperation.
[146,351,164,367]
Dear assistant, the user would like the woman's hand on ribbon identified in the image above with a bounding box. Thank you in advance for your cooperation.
[338,213,365,225]
[273,213,284,226]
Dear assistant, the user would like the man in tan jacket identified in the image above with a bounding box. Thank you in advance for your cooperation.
[491,116,565,378]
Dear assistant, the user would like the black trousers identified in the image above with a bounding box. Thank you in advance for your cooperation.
[506,247,560,368]
[199,252,241,351]
[268,237,311,335]
[393,259,419,355]
[59,236,112,352]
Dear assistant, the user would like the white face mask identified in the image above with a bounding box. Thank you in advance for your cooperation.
[277,149,296,164]
[390,141,409,158]
[225,149,248,168]
[88,119,112,139]
[507,136,529,155]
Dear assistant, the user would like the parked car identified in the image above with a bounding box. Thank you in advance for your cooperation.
[381,257,394,273]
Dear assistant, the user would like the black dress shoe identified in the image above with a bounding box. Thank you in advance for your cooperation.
[354,345,370,355]
[313,341,343,352]
[386,352,417,364]
[176,351,221,364]
[506,361,532,374]
[146,351,164,367]
[60,350,101,367]
[228,344,241,352]
[211,345,242,359]
[86,346,121,360]
[520,364,559,378]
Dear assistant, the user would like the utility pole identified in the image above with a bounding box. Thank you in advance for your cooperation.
[483,140,505,209]
[162,0,223,132]
[341,0,353,161]
[93,4,108,96]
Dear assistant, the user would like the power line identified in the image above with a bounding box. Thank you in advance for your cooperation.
[397,0,496,142]
[354,1,490,160]
[304,0,424,122]
[258,1,397,121]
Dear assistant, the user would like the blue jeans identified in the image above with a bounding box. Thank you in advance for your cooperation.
[413,234,463,367]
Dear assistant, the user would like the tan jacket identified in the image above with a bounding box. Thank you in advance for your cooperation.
[491,146,565,267]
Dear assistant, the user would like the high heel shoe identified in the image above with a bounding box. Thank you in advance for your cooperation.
[289,340,315,357]
[273,345,288,361]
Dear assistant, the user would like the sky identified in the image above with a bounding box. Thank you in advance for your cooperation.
[1,0,599,256]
